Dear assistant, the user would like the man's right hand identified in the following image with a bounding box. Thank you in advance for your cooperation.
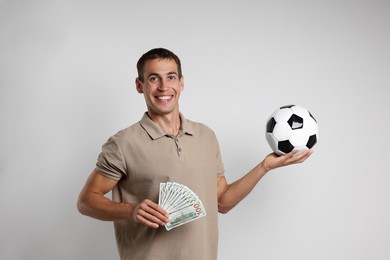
[131,199,169,228]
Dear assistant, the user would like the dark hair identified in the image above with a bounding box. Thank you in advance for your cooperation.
[136,48,182,82]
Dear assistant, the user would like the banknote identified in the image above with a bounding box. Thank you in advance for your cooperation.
[159,182,206,230]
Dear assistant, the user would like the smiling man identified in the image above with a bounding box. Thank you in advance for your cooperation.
[77,48,312,260]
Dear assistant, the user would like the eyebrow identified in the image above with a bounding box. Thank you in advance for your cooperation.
[147,72,178,77]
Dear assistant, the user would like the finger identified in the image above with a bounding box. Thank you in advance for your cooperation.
[281,150,298,163]
[139,201,169,224]
[289,149,312,163]
[142,200,169,221]
[297,149,312,159]
[145,199,169,216]
[134,213,160,229]
[136,207,167,227]
[300,149,313,162]
[285,149,299,160]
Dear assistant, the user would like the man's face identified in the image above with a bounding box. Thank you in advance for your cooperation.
[136,58,184,118]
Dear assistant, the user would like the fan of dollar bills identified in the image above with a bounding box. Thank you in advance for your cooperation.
[159,182,206,231]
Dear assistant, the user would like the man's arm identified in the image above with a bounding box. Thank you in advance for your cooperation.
[77,170,168,228]
[217,149,312,214]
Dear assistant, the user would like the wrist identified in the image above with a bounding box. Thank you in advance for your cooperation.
[128,203,138,221]
[257,160,270,177]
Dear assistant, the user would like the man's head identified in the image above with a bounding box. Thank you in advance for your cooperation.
[137,48,183,82]
[135,48,184,119]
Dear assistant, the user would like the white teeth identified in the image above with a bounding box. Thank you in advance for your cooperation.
[157,96,171,100]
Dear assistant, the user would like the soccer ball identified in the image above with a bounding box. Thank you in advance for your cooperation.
[265,105,318,156]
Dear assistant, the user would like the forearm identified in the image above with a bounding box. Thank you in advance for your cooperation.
[77,171,168,228]
[218,161,269,214]
[217,150,312,214]
[77,191,133,221]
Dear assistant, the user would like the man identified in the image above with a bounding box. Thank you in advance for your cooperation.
[77,48,312,259]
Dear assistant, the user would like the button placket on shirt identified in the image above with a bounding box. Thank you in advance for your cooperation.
[174,132,184,158]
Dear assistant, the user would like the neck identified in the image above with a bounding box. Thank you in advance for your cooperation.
[147,111,181,136]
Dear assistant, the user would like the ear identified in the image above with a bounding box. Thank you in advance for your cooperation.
[135,78,143,93]
[179,76,184,91]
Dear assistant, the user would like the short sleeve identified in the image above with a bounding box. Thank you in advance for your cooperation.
[95,136,126,180]
[211,130,225,177]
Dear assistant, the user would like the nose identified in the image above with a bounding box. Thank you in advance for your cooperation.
[157,79,169,91]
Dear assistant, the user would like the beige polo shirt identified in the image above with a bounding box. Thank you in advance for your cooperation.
[96,112,225,260]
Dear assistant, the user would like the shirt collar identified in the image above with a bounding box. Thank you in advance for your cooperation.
[140,112,194,140]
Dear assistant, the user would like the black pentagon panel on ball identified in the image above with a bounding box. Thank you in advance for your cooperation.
[280,104,295,109]
[266,117,277,133]
[287,114,304,130]
[278,140,295,154]
[306,134,317,149]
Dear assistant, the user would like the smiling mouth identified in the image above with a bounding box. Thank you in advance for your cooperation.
[156,95,173,100]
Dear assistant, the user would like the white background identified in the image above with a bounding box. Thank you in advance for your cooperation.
[1,0,389,259]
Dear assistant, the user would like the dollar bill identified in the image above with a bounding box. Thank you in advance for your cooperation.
[158,182,207,230]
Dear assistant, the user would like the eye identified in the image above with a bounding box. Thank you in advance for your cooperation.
[149,76,159,82]
[168,75,177,80]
